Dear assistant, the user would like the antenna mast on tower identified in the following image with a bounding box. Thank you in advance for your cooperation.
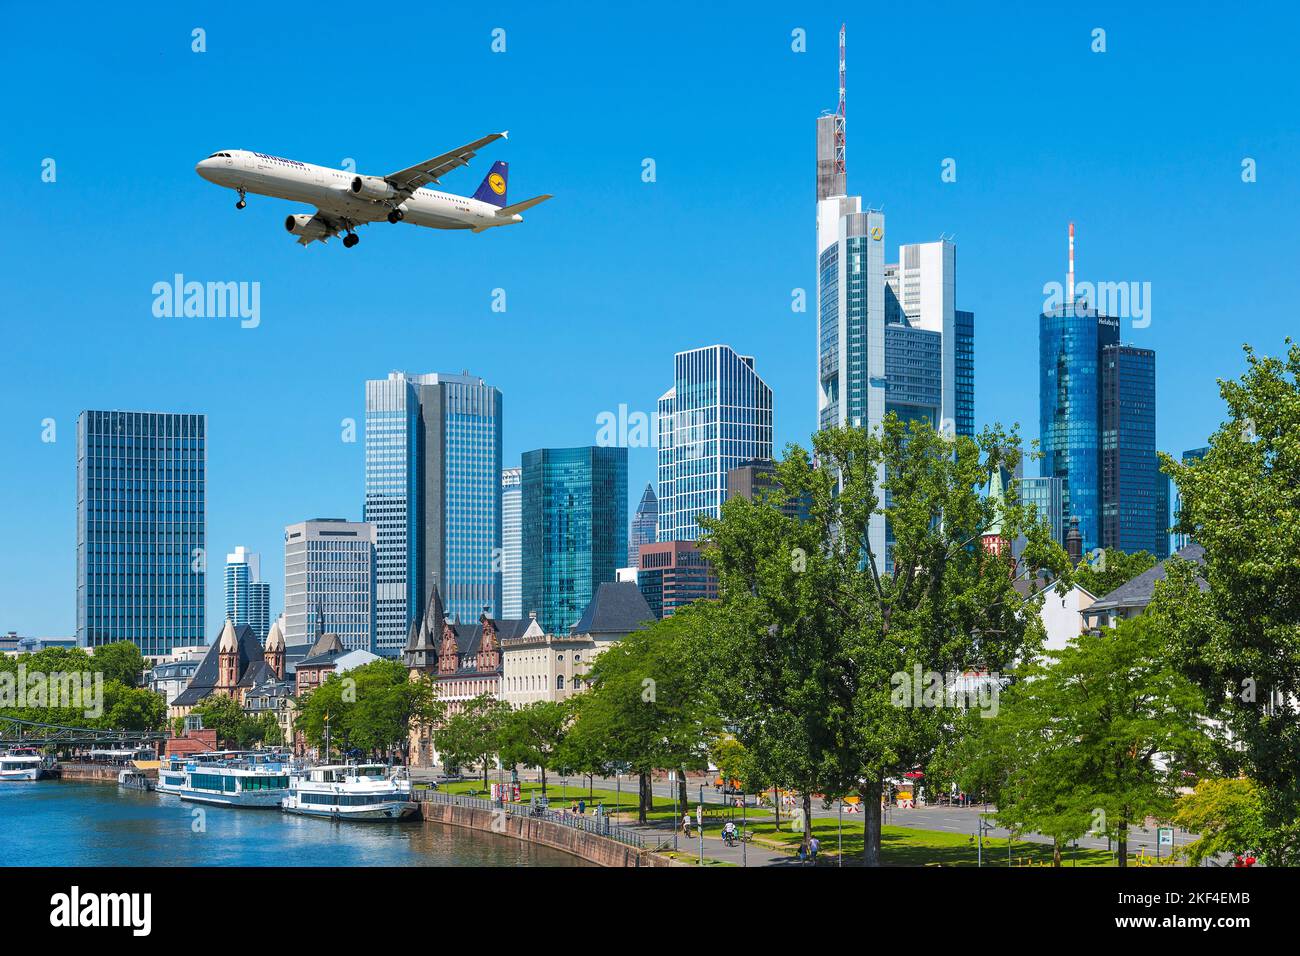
[834,23,846,178]
[1067,222,1076,304]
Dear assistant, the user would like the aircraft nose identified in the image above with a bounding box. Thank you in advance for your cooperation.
[195,157,217,180]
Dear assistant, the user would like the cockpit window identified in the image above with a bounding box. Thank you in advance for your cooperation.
[207,152,233,158]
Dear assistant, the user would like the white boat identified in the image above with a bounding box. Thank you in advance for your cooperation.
[0,749,50,781]
[281,764,416,820]
[155,751,248,795]
[175,763,291,808]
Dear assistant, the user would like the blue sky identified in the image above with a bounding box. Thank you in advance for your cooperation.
[4,2,1298,637]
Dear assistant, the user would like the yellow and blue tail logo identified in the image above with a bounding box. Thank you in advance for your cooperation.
[472,161,508,207]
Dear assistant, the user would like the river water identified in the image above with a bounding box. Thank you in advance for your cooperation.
[0,780,588,867]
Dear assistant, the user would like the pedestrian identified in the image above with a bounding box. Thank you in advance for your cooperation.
[578,799,586,815]
[796,839,808,864]
[809,835,820,865]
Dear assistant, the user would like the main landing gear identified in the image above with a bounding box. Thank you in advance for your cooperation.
[386,208,405,224]
[342,232,360,249]
[235,187,246,210]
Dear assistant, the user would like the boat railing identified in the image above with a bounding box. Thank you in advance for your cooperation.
[412,788,645,850]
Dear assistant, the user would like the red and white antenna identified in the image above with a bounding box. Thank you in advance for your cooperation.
[1067,221,1075,303]
[834,23,846,177]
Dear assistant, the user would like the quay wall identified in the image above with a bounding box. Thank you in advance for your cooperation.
[418,802,674,867]
[56,762,156,782]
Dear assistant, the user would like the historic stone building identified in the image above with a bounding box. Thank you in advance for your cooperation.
[403,587,530,768]
[170,619,289,718]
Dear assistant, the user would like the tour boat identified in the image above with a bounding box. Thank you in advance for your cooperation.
[280,764,416,820]
[0,749,49,781]
[172,760,293,808]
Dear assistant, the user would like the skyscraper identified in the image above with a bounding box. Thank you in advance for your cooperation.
[501,466,522,618]
[637,540,718,619]
[814,32,973,571]
[657,345,773,542]
[225,546,270,640]
[1019,476,1065,546]
[76,410,206,656]
[521,446,627,635]
[1040,226,1160,557]
[364,370,503,656]
[627,483,658,568]
[284,518,375,652]
[1101,345,1160,555]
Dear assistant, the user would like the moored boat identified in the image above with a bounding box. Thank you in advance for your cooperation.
[0,748,51,781]
[280,764,416,821]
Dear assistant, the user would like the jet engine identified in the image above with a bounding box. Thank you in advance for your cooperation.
[350,175,396,201]
[284,214,331,240]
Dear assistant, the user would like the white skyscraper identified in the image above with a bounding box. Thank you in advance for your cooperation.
[284,518,376,652]
[657,345,773,542]
[224,546,270,640]
[501,466,522,618]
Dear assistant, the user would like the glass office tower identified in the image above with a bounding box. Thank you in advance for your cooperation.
[521,446,627,634]
[657,345,773,542]
[627,483,658,567]
[364,375,423,656]
[1172,447,1210,551]
[76,410,206,656]
[1019,476,1065,545]
[365,370,503,656]
[224,546,269,640]
[1039,304,1121,553]
[1101,345,1159,556]
[501,466,522,618]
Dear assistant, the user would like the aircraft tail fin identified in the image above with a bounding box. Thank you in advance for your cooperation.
[471,161,509,207]
[496,194,553,217]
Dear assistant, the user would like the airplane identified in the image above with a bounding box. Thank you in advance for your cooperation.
[194,132,551,248]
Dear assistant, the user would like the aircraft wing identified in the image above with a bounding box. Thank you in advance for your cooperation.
[383,132,508,195]
[289,210,346,246]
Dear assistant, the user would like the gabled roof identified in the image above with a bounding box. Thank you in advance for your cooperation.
[1088,543,1208,613]
[570,581,655,637]
[172,623,264,707]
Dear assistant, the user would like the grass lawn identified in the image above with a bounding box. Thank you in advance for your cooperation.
[745,816,1119,867]
[430,779,1132,866]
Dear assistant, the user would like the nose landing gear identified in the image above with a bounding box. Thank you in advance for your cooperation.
[235,187,247,210]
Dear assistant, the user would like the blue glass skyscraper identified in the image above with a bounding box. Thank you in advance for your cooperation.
[1101,345,1160,556]
[76,410,206,656]
[628,483,658,567]
[521,446,627,635]
[1039,303,1120,553]
[365,371,502,656]
[658,345,773,542]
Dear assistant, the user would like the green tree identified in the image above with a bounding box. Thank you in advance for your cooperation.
[91,641,147,688]
[958,616,1210,866]
[1150,340,1300,863]
[1172,777,1267,866]
[190,695,246,748]
[1070,549,1157,598]
[498,700,570,795]
[567,610,722,822]
[435,693,510,789]
[98,682,166,731]
[698,418,1070,864]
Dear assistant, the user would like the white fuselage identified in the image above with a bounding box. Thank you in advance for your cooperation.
[195,150,518,231]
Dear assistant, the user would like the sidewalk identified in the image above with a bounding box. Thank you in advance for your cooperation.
[613,815,811,867]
